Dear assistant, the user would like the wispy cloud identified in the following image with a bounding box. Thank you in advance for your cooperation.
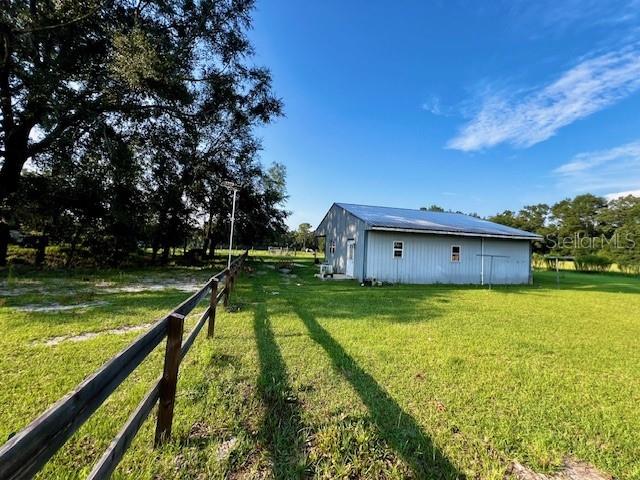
[421,95,458,117]
[447,45,640,151]
[421,95,442,115]
[553,140,640,194]
[511,0,640,33]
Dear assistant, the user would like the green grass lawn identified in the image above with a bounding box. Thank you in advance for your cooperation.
[1,257,639,479]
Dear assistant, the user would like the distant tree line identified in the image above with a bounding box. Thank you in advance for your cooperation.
[423,195,640,272]
[487,194,640,273]
[1,0,288,266]
[421,204,481,217]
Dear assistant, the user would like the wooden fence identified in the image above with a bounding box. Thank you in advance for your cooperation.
[0,251,249,480]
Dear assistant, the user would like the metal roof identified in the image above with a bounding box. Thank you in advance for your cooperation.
[336,203,543,240]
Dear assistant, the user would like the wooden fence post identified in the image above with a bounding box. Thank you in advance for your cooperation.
[154,313,184,447]
[207,279,218,338]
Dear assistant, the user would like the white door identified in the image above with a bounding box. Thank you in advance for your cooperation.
[346,240,355,277]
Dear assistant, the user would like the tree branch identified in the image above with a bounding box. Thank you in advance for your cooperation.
[26,102,194,156]
[14,3,103,35]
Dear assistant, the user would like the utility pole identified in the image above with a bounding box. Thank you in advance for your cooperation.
[222,182,239,269]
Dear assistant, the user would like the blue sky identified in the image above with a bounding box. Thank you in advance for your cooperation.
[248,0,640,229]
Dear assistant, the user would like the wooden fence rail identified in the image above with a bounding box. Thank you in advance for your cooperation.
[0,251,249,480]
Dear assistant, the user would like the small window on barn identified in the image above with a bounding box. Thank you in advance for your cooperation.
[451,245,461,262]
[393,241,404,258]
[329,239,336,254]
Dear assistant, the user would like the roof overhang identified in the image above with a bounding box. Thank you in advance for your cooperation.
[368,226,543,241]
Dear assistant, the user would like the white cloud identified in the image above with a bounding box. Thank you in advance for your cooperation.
[447,45,640,151]
[605,189,640,199]
[554,141,640,174]
[554,140,640,194]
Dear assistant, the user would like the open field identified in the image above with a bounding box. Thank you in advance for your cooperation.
[1,256,639,479]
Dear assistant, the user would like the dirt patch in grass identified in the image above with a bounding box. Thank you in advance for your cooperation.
[216,437,239,461]
[507,458,613,480]
[1,277,206,298]
[16,300,109,313]
[97,279,202,294]
[37,322,154,346]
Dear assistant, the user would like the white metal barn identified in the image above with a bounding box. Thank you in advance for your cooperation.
[314,203,542,285]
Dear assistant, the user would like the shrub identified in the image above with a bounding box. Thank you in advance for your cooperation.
[6,244,97,268]
[541,255,565,271]
[574,254,612,273]
[531,253,546,269]
[276,259,294,271]
[618,262,640,275]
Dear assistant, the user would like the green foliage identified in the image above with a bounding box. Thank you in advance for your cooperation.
[1,0,286,265]
[110,28,164,89]
[573,254,612,273]
[550,194,607,255]
[490,195,640,273]
[420,204,445,212]
[489,203,552,253]
[293,222,314,250]
[531,252,546,269]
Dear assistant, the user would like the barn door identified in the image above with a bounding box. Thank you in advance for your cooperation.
[346,240,355,277]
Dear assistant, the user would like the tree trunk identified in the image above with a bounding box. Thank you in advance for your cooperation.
[66,236,77,269]
[0,221,8,266]
[1,29,38,266]
[0,140,30,266]
[202,216,210,252]
[35,235,48,267]
[161,242,170,265]
[0,129,35,266]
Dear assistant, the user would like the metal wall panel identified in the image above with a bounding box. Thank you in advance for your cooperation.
[316,204,367,279]
[482,238,532,284]
[365,231,531,284]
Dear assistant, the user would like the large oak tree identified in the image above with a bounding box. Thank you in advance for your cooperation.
[0,0,282,264]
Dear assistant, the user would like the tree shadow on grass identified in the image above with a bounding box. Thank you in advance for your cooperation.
[289,299,465,480]
[253,286,310,478]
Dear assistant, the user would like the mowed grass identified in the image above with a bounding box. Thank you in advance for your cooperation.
[1,256,639,479]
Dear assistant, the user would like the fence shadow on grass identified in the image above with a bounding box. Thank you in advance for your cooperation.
[289,299,465,480]
[253,287,309,479]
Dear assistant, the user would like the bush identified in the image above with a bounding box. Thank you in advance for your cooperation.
[7,245,35,265]
[6,244,96,268]
[574,254,612,273]
[618,262,640,275]
[542,255,563,271]
[531,253,546,269]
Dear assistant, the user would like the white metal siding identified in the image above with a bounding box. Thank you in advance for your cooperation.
[316,204,367,279]
[365,231,530,284]
[482,238,531,285]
